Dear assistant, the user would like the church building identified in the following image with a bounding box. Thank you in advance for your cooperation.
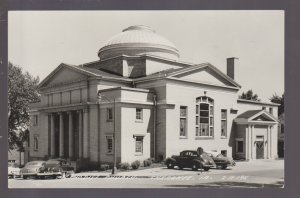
[28,25,279,166]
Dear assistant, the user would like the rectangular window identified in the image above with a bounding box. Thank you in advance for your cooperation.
[236,139,244,153]
[180,106,187,137]
[33,115,38,126]
[107,108,113,121]
[269,107,273,115]
[34,135,39,151]
[136,108,143,120]
[221,109,227,137]
[262,106,266,110]
[196,105,199,114]
[221,150,227,157]
[135,136,143,153]
[281,124,284,134]
[106,136,113,154]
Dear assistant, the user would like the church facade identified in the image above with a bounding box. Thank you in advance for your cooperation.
[28,25,279,166]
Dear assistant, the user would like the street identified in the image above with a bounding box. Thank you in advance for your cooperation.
[8,160,284,188]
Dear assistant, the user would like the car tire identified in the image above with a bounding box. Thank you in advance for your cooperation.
[221,165,227,170]
[167,162,174,169]
[23,175,28,179]
[192,163,199,171]
[178,165,183,170]
[203,167,210,171]
[66,171,75,178]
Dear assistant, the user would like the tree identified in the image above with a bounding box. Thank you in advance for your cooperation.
[8,62,40,151]
[270,93,284,116]
[239,89,260,101]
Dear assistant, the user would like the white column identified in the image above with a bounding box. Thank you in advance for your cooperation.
[269,126,272,159]
[59,112,64,157]
[68,111,74,159]
[245,125,249,160]
[78,110,83,159]
[251,125,254,159]
[50,113,55,157]
[83,108,89,158]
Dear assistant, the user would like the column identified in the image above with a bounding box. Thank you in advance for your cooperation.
[83,108,89,158]
[269,126,272,159]
[50,113,55,157]
[251,125,254,159]
[267,126,269,159]
[78,110,83,158]
[245,125,249,160]
[68,111,74,159]
[59,112,64,157]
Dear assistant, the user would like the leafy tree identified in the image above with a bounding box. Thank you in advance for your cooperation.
[8,62,40,151]
[239,89,260,101]
[270,93,284,116]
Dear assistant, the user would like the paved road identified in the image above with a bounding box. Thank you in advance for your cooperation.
[8,161,284,188]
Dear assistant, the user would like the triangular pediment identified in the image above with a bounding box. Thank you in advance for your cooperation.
[235,110,278,125]
[39,63,93,88]
[252,114,274,122]
[170,64,241,88]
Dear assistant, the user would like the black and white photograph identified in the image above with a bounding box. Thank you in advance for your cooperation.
[7,10,284,188]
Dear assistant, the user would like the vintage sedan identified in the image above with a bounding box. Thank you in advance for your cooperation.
[20,161,46,179]
[8,163,21,179]
[37,158,75,179]
[165,150,215,171]
[205,151,236,169]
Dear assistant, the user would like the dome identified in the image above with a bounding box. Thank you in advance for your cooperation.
[98,25,180,60]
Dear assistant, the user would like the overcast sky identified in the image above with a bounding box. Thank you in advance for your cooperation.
[8,11,284,102]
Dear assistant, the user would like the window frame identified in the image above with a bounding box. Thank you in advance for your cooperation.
[179,106,188,138]
[33,135,39,151]
[106,108,113,121]
[135,108,143,121]
[134,136,144,154]
[235,138,244,154]
[105,135,114,154]
[33,115,38,126]
[269,107,273,115]
[195,97,214,138]
[221,109,227,138]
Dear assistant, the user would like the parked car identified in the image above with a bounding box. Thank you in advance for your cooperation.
[20,161,46,179]
[37,158,75,179]
[8,162,21,179]
[205,151,236,169]
[165,150,215,171]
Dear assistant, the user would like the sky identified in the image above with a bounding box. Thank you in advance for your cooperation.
[8,11,284,102]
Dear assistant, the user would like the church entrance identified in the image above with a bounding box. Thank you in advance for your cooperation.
[256,141,264,159]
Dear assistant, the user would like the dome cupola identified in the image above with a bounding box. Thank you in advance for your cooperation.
[98,25,180,60]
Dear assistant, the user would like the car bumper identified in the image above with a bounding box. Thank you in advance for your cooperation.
[21,173,38,176]
[202,164,215,168]
[37,172,62,176]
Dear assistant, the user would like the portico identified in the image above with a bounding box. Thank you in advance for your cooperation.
[48,107,89,160]
[235,110,278,160]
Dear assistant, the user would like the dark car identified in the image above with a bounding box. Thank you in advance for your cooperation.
[165,150,215,171]
[20,161,46,179]
[205,151,236,169]
[37,158,75,179]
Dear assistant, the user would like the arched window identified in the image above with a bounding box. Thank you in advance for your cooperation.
[195,96,214,137]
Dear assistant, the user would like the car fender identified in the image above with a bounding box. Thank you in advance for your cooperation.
[165,158,176,164]
[192,159,202,166]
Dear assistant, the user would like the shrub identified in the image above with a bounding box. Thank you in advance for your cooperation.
[131,160,140,170]
[118,162,130,170]
[143,159,152,167]
[99,164,110,171]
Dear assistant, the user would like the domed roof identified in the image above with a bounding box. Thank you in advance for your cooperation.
[98,25,180,60]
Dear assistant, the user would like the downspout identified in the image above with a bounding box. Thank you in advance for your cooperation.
[153,94,157,160]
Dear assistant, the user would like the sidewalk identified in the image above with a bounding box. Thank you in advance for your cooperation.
[75,159,284,178]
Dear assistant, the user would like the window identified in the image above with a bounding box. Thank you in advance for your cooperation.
[180,106,187,137]
[107,108,113,121]
[136,108,143,121]
[221,109,227,137]
[281,124,284,134]
[34,135,39,151]
[135,136,144,153]
[269,107,273,115]
[236,139,244,153]
[195,96,214,137]
[262,106,266,110]
[33,115,38,126]
[221,150,227,157]
[105,136,113,154]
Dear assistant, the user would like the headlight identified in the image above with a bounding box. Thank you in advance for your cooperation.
[203,159,208,163]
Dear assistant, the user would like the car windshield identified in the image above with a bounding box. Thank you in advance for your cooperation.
[216,154,224,158]
[45,160,61,165]
[26,161,43,166]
